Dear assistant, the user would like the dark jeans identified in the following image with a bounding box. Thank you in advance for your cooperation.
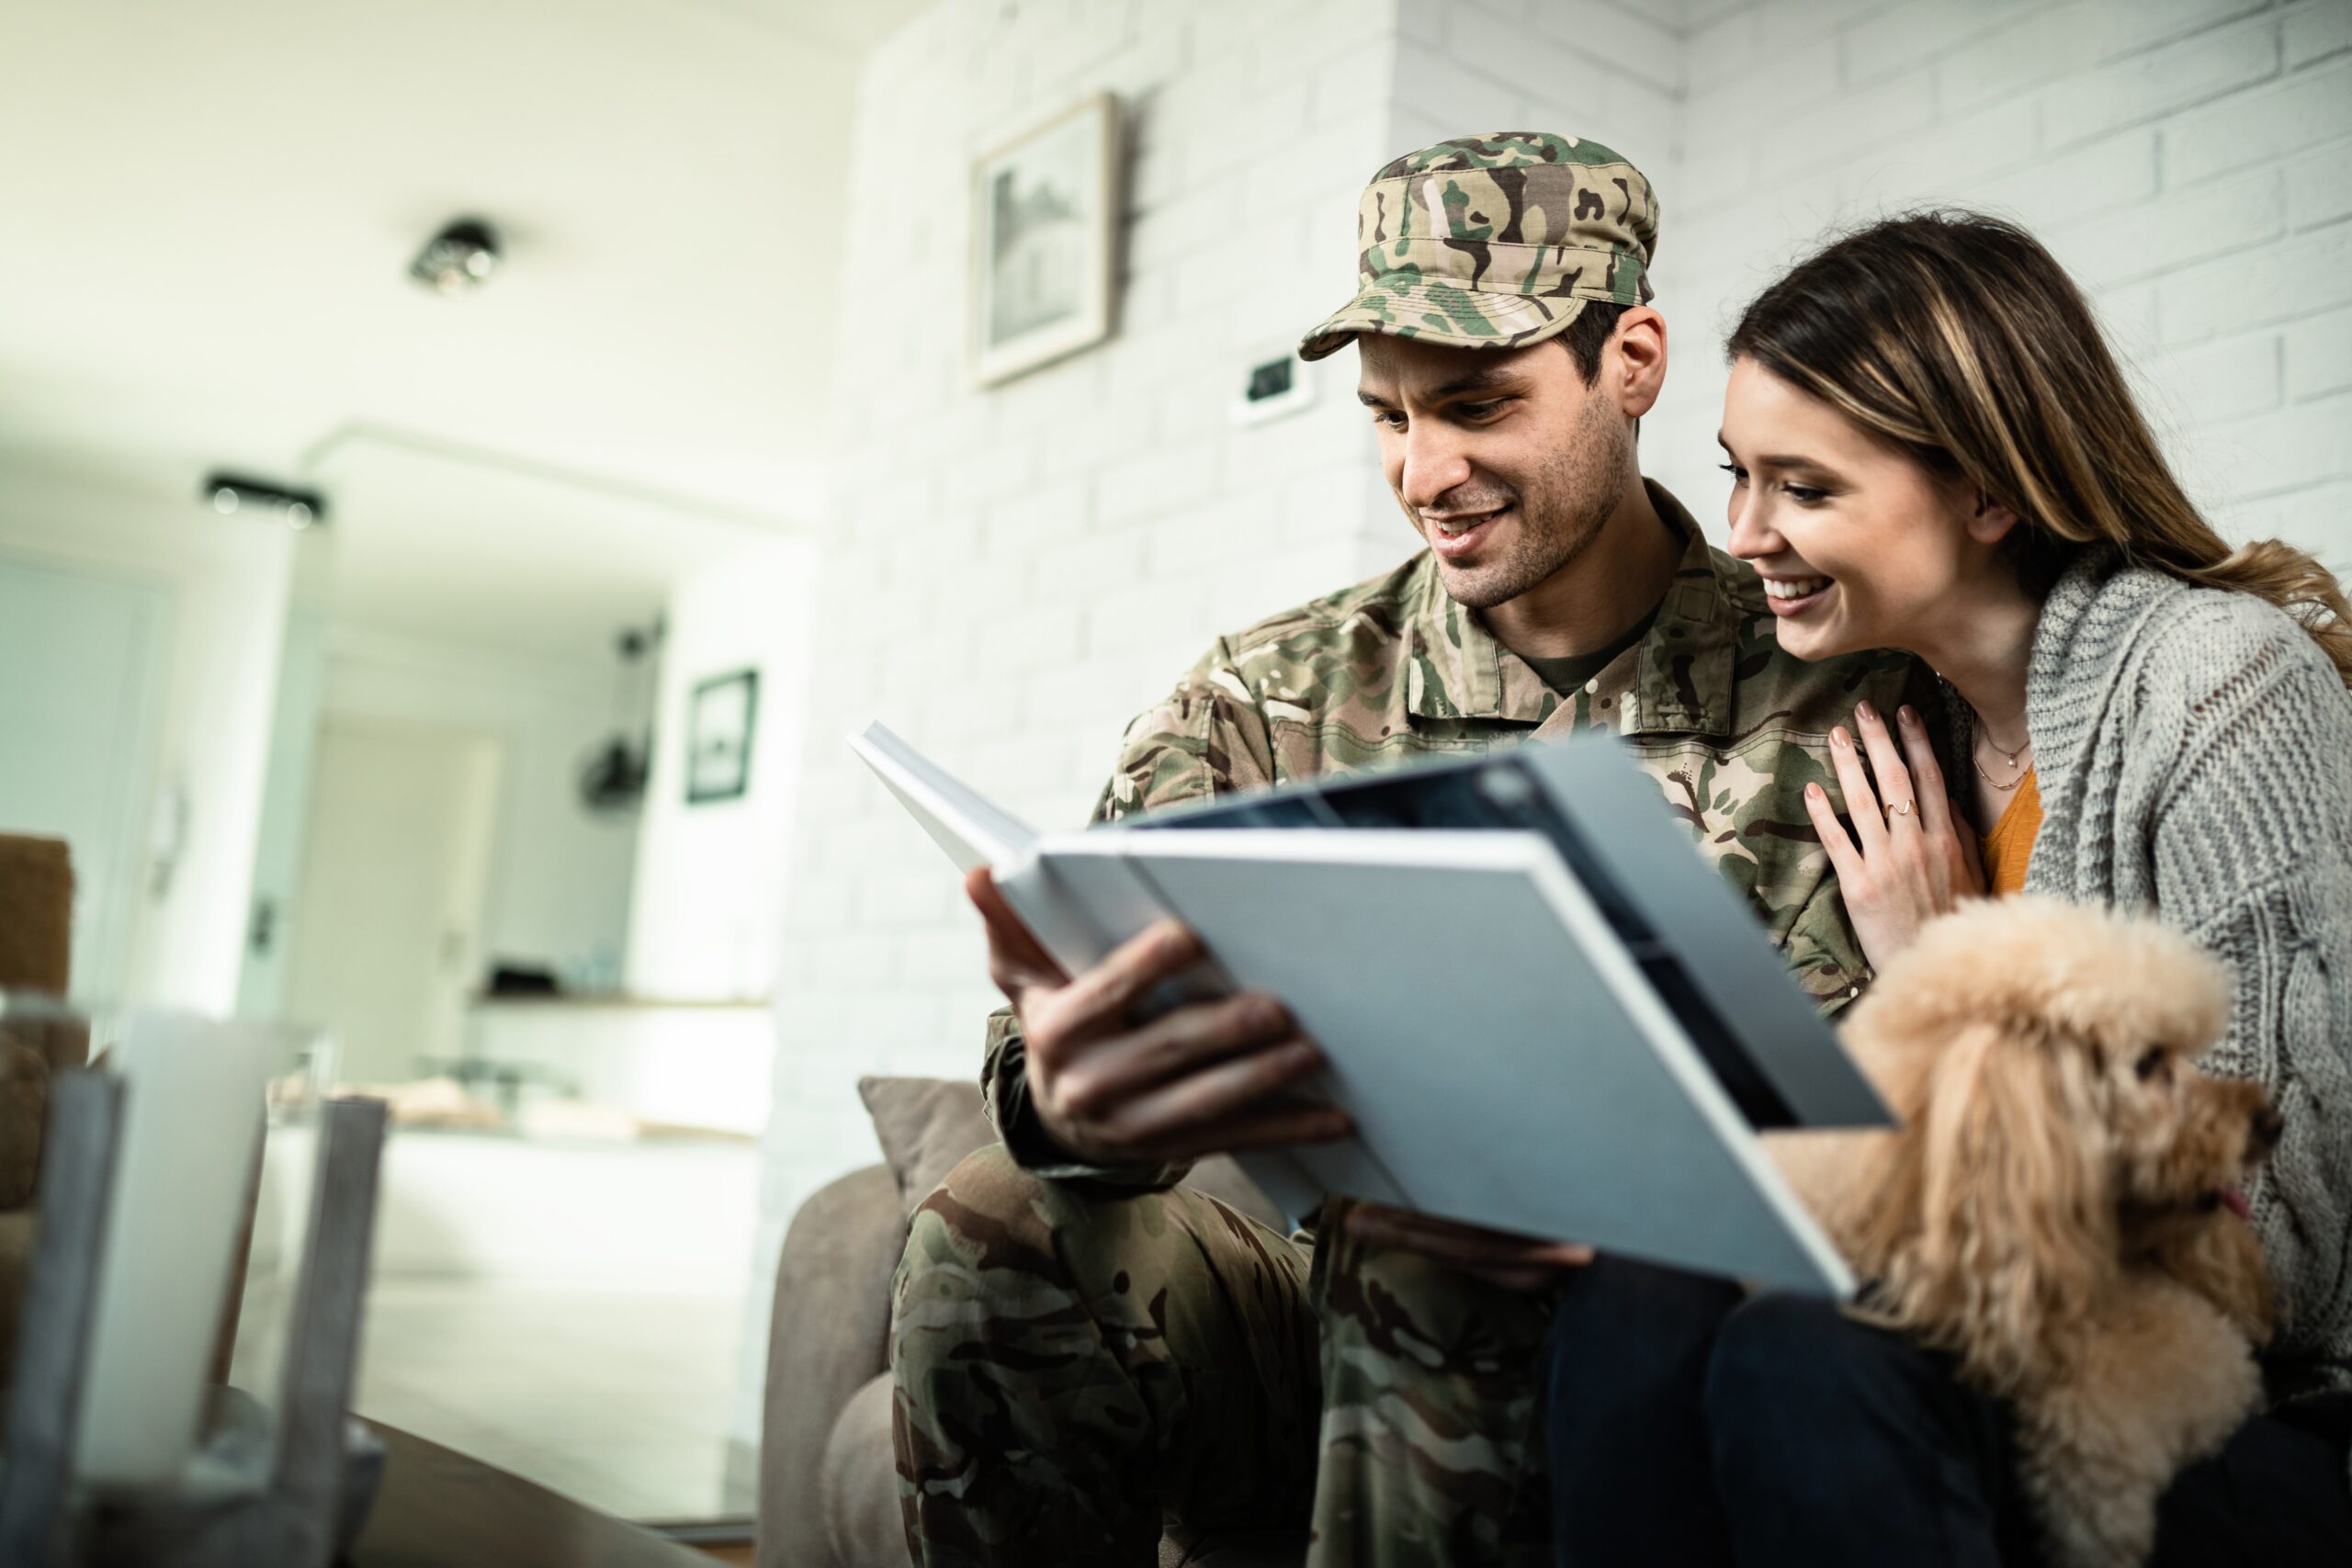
[1542,1256,2352,1567]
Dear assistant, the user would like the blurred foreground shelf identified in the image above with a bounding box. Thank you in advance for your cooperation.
[351,1420,712,1568]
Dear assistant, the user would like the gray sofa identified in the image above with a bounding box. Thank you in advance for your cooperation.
[757,1076,1310,1568]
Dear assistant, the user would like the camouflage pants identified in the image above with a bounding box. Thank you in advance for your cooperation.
[890,1145,1555,1567]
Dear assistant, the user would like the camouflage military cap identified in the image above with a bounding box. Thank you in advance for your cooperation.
[1298,131,1661,363]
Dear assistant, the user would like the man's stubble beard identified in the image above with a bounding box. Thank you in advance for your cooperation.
[1428,390,1633,612]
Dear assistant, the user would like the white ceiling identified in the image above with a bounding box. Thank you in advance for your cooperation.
[0,0,927,660]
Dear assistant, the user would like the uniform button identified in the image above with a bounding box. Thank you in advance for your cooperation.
[1847,985,1860,998]
[1584,678,1599,694]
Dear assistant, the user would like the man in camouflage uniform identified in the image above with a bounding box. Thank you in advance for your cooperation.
[892,133,1936,1567]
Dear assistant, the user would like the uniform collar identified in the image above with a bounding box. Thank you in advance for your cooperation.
[1403,479,1737,737]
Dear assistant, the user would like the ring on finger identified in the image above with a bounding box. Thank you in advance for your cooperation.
[1883,798,1917,823]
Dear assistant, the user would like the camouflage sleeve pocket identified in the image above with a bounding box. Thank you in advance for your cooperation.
[1095,646,1272,822]
[1781,879,1872,1017]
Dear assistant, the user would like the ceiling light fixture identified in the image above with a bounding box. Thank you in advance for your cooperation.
[200,471,328,531]
[408,218,502,295]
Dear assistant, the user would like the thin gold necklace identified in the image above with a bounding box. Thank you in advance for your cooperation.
[1972,718,2031,793]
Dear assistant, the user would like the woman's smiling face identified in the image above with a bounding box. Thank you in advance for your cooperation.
[1719,355,2007,663]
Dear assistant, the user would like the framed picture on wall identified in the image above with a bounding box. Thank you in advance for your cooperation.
[685,669,759,805]
[971,92,1123,386]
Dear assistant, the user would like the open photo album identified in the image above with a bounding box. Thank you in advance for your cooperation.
[850,722,1893,1296]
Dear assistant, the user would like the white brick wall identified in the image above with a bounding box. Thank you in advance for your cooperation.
[732,0,2352,1451]
[1649,0,2352,575]
[729,0,1419,1446]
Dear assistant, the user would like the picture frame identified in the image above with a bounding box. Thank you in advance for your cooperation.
[970,92,1122,387]
[684,669,759,806]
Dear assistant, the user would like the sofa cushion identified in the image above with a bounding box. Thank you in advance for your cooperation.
[859,1077,997,1219]
[857,1077,1291,1234]
[820,1373,909,1568]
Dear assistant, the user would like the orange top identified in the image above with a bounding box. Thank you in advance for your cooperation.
[1980,769,2043,896]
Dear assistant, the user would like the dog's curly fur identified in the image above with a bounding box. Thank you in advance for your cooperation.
[1770,896,2278,1568]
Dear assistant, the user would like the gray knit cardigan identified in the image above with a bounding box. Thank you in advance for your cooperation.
[2003,549,2352,1445]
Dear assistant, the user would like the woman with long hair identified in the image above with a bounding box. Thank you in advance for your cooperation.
[1542,211,2352,1565]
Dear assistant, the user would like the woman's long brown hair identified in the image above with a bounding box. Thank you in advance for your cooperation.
[1727,209,2352,684]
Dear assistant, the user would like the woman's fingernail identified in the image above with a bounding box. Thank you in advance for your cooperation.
[1832,727,1850,750]
[1806,783,1825,801]
[1857,701,1877,724]
[1899,705,1920,728]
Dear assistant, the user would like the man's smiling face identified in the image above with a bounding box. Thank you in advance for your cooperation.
[1357,332,1634,612]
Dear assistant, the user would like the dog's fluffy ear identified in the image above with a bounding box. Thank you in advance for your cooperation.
[1889,1021,2114,1391]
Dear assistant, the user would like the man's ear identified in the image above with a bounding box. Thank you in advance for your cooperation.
[1965,490,2021,546]
[1609,306,1667,420]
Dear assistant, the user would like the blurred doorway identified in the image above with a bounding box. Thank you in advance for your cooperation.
[283,716,500,1084]
[0,557,169,998]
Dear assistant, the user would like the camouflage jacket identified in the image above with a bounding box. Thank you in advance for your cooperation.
[986,480,1941,1182]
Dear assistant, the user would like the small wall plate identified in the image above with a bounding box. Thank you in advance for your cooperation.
[1231,346,1316,426]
